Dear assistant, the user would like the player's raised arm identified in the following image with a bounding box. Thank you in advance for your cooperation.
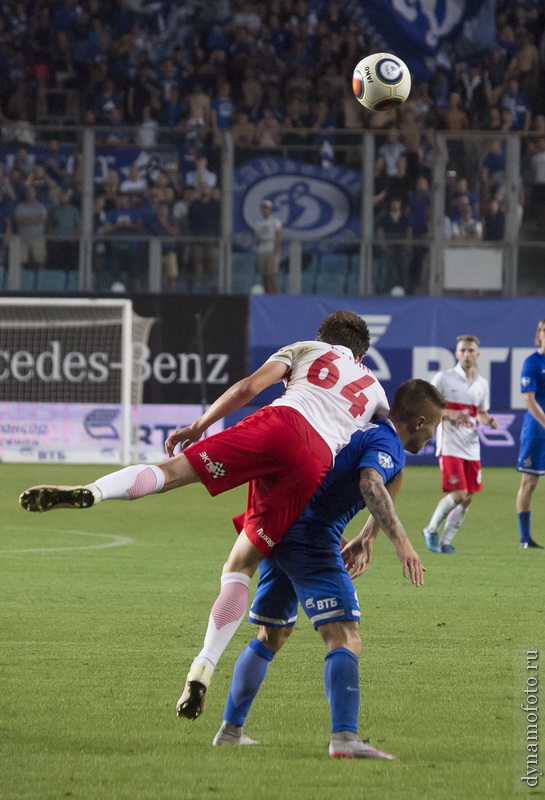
[165,361,288,455]
[357,467,424,586]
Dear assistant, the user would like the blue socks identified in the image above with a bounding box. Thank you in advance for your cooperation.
[324,647,359,734]
[518,511,531,544]
[223,638,275,726]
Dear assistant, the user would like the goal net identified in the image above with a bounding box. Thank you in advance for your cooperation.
[0,298,156,464]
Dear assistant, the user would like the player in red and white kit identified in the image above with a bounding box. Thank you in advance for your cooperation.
[422,334,498,554]
[19,310,389,718]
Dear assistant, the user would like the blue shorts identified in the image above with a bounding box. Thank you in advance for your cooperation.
[248,532,361,630]
[516,438,545,476]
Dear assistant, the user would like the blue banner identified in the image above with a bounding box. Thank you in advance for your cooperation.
[233,157,361,250]
[248,295,544,467]
[352,0,496,80]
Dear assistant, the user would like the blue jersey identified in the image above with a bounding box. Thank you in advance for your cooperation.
[280,418,405,548]
[520,351,545,441]
[250,419,406,630]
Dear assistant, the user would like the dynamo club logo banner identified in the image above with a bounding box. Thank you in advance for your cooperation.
[247,295,544,468]
[354,0,496,80]
[233,157,361,249]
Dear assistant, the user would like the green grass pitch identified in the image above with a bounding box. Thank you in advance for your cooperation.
[1,464,543,800]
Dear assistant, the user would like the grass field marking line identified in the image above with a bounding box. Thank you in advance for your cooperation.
[0,527,134,554]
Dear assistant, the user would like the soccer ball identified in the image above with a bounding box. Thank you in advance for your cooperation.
[352,53,411,112]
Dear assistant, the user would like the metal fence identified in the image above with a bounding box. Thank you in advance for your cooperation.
[0,126,543,297]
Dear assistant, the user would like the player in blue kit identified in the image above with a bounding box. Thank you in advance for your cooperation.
[516,318,545,549]
[209,379,446,759]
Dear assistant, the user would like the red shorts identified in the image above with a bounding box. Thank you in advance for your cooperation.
[184,405,332,555]
[438,456,482,493]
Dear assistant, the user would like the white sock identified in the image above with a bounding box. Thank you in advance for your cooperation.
[191,572,252,676]
[441,505,467,545]
[427,494,457,532]
[86,464,165,502]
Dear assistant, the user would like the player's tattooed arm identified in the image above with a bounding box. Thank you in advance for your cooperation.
[358,467,406,544]
[358,468,424,586]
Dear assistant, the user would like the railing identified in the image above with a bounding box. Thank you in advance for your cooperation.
[1,126,544,297]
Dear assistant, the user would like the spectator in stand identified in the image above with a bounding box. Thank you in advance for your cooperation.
[185,156,218,195]
[102,192,143,291]
[407,176,432,293]
[484,46,513,106]
[187,185,221,292]
[485,106,502,131]
[93,78,125,126]
[483,198,505,241]
[14,185,48,271]
[25,162,59,208]
[232,111,257,150]
[449,177,480,223]
[119,164,148,197]
[500,106,516,131]
[253,199,282,294]
[430,67,451,110]
[255,107,281,149]
[136,105,159,148]
[43,139,74,187]
[480,139,506,206]
[451,199,483,240]
[186,83,212,138]
[6,167,27,203]
[378,129,407,179]
[438,92,469,174]
[0,167,15,272]
[160,85,185,134]
[127,63,161,124]
[99,169,121,212]
[529,137,545,232]
[375,197,412,295]
[509,31,540,101]
[501,77,531,131]
[151,199,180,293]
[212,81,235,145]
[48,188,80,271]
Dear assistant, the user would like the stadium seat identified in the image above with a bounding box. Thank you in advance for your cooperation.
[314,253,349,296]
[36,269,67,292]
[345,255,362,297]
[65,270,80,292]
[231,252,256,293]
[301,253,319,294]
[21,269,37,292]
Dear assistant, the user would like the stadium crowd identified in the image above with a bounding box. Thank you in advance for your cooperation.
[0,0,544,292]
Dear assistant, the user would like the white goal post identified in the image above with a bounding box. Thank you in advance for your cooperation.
[0,298,156,465]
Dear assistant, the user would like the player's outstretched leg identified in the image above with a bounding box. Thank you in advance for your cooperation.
[19,464,171,513]
[19,485,97,513]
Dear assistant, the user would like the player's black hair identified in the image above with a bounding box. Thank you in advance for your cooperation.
[390,379,446,424]
[316,310,370,360]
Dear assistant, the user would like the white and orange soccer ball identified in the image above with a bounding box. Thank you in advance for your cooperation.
[352,52,411,112]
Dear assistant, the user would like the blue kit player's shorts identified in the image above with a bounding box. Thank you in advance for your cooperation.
[516,438,545,476]
[248,526,361,630]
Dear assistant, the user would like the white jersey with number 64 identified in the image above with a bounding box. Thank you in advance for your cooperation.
[267,340,389,462]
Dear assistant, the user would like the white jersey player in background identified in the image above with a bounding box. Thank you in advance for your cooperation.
[422,334,498,554]
[19,310,389,719]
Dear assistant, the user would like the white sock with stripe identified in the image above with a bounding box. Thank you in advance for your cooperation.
[86,464,165,502]
[190,572,252,676]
